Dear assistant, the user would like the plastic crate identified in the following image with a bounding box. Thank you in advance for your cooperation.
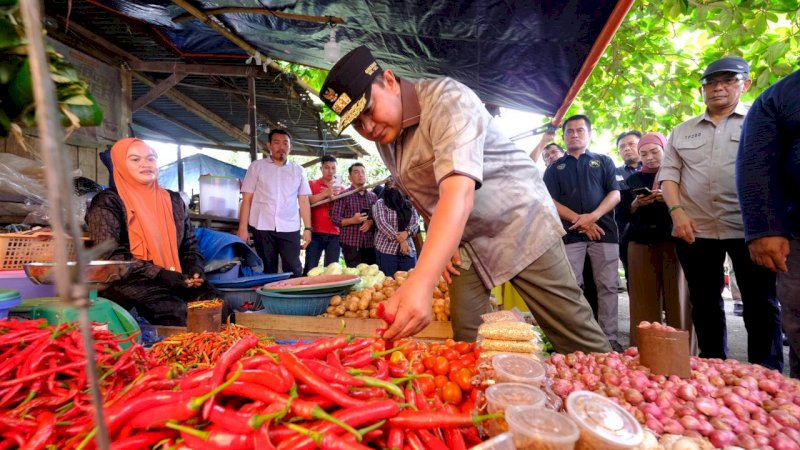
[0,232,82,271]
[256,289,343,316]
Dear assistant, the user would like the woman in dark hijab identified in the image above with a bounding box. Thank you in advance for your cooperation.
[371,187,420,276]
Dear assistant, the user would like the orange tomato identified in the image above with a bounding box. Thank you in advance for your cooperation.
[460,400,476,414]
[442,381,463,405]
[434,374,449,389]
[444,338,457,348]
[422,355,436,371]
[441,349,460,361]
[453,367,473,391]
[432,356,450,375]
[416,377,436,397]
[455,341,472,355]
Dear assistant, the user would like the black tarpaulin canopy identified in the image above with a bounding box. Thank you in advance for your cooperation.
[83,0,632,121]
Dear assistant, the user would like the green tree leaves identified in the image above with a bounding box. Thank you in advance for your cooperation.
[564,0,800,138]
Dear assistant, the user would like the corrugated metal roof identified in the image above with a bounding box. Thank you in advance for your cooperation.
[44,0,366,159]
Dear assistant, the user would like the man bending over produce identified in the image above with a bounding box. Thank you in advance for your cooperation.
[321,46,609,353]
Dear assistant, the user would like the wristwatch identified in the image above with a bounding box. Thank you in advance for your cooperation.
[304,227,313,232]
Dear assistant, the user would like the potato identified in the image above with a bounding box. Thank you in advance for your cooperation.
[357,297,370,311]
[383,278,397,287]
[347,300,360,312]
[356,310,369,319]
[334,305,346,315]
[382,287,396,297]
[371,292,386,302]
[438,281,448,293]
[395,271,409,279]
[327,305,337,314]
[369,308,378,318]
[343,311,358,318]
[330,295,343,306]
[432,287,443,299]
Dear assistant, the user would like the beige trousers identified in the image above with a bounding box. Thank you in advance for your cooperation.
[449,240,610,354]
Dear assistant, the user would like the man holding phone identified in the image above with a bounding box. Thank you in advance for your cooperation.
[304,155,343,275]
[331,162,378,267]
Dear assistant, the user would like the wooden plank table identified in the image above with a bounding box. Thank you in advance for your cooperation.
[155,315,453,341]
[236,314,453,341]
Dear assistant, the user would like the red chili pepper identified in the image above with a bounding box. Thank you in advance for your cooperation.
[387,428,405,450]
[342,341,410,369]
[294,335,350,359]
[388,410,502,429]
[327,350,345,369]
[19,412,55,450]
[354,375,404,398]
[341,338,374,355]
[444,428,467,450]
[109,430,175,450]
[241,354,278,369]
[104,391,185,436]
[222,381,360,437]
[277,400,402,450]
[278,351,365,409]
[302,359,365,387]
[238,369,292,393]
[319,433,372,450]
[461,427,482,446]
[169,423,252,450]
[203,335,259,418]
[374,358,390,380]
[405,431,425,450]
[348,386,388,400]
[416,429,449,450]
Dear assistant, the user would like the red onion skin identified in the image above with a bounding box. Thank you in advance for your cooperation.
[737,433,758,449]
[771,409,800,428]
[770,434,800,450]
[679,415,701,431]
[754,434,770,448]
[694,397,720,417]
[662,419,685,435]
[709,417,730,431]
[708,430,737,448]
[645,418,663,435]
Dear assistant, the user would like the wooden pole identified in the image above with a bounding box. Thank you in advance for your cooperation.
[169,0,321,97]
[310,177,390,208]
[177,144,185,193]
[19,1,109,448]
[248,76,258,162]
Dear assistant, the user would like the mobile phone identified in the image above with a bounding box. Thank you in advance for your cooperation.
[332,175,342,188]
[632,187,652,196]
[360,208,370,216]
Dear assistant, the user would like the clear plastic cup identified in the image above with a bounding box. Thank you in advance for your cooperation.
[492,353,546,386]
[468,431,515,450]
[566,391,644,449]
[505,405,580,450]
[485,383,548,436]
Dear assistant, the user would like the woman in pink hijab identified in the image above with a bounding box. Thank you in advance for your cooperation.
[622,132,694,349]
[87,138,219,325]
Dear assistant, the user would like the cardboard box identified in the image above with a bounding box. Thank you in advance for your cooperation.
[638,327,691,378]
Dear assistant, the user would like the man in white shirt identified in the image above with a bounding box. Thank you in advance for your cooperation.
[238,130,312,277]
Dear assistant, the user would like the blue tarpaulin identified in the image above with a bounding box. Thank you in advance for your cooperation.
[158,153,245,195]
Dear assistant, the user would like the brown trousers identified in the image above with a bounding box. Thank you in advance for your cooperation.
[628,241,696,352]
[449,240,610,354]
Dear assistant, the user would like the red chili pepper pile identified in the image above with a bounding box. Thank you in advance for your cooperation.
[149,324,272,367]
[0,319,153,449]
[82,335,495,449]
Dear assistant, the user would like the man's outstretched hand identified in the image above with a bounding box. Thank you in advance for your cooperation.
[380,275,434,341]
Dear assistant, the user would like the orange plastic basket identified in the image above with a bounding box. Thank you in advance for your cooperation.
[0,232,83,271]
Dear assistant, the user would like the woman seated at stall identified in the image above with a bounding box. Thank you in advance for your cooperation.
[622,132,694,347]
[87,138,221,326]
[372,187,420,277]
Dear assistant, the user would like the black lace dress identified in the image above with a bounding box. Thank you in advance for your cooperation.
[86,189,219,326]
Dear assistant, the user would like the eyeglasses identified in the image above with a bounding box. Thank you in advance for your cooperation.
[701,74,745,88]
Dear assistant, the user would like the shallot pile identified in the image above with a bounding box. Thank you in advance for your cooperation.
[546,348,800,449]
